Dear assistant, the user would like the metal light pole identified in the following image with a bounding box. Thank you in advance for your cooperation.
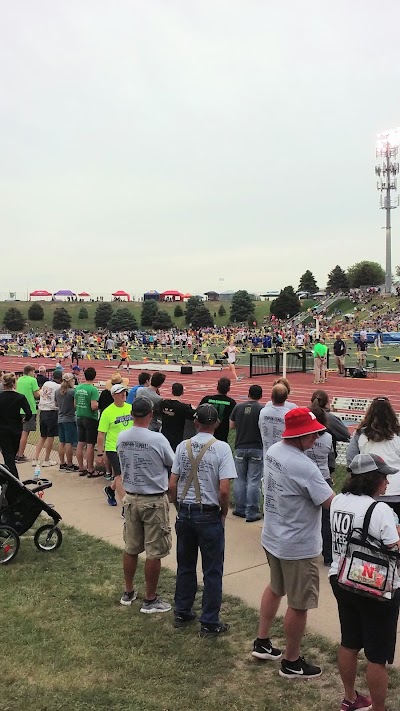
[376,129,400,294]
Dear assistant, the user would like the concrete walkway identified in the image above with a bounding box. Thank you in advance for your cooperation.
[17,461,400,666]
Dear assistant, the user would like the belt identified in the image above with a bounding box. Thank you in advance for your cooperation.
[178,503,220,512]
[125,491,167,497]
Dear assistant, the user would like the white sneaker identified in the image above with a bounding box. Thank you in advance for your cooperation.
[42,460,57,467]
[31,460,39,467]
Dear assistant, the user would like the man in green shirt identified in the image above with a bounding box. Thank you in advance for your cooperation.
[313,339,328,384]
[97,383,133,507]
[16,365,40,462]
[74,367,99,477]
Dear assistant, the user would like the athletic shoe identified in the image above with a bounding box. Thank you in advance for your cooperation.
[120,590,138,606]
[232,510,246,518]
[59,463,67,471]
[140,597,172,614]
[339,691,372,711]
[199,622,230,638]
[252,638,282,661]
[42,460,57,467]
[16,455,31,463]
[66,464,79,472]
[104,486,117,507]
[104,472,113,481]
[174,612,197,628]
[246,514,263,522]
[31,460,39,467]
[279,656,322,679]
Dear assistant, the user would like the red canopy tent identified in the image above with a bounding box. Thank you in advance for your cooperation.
[112,290,131,302]
[29,290,52,300]
[160,290,184,302]
[78,291,90,299]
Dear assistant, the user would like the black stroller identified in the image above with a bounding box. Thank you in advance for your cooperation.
[0,463,63,564]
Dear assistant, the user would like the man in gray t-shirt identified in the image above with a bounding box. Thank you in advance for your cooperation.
[135,371,166,431]
[258,383,297,454]
[252,408,334,680]
[117,396,174,615]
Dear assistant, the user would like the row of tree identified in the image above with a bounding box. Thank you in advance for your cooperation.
[298,261,386,294]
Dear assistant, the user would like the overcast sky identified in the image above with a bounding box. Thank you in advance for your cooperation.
[1,0,400,297]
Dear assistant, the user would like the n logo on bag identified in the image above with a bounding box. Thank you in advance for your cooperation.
[332,511,354,556]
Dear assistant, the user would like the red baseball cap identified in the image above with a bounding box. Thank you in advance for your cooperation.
[282,407,326,438]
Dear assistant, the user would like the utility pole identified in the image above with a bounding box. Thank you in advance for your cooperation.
[376,129,400,294]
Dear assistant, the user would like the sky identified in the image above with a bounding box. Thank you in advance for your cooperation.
[1,0,400,298]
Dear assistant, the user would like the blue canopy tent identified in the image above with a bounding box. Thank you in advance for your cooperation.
[144,290,160,301]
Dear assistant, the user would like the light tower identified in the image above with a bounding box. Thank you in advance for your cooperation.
[375,128,400,294]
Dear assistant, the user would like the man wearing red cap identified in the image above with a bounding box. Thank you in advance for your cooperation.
[252,407,334,679]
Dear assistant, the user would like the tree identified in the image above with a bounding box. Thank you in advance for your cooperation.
[347,261,385,288]
[53,307,71,330]
[191,305,214,328]
[326,265,349,292]
[141,300,159,327]
[95,302,113,328]
[174,304,184,318]
[298,270,318,294]
[218,304,226,316]
[152,311,174,330]
[230,290,255,323]
[3,307,24,332]
[270,286,300,320]
[28,302,44,321]
[78,306,89,320]
[184,296,202,324]
[108,308,137,331]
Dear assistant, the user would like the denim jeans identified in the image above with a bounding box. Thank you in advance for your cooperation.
[233,448,263,519]
[174,509,225,625]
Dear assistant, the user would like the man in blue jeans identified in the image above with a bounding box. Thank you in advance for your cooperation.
[169,404,237,637]
[230,384,264,522]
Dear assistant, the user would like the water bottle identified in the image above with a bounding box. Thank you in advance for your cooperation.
[34,464,41,482]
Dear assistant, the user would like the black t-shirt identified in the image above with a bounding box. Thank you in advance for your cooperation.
[161,399,195,451]
[230,400,263,449]
[98,389,113,414]
[333,339,346,356]
[36,374,48,387]
[199,392,237,442]
[0,391,32,431]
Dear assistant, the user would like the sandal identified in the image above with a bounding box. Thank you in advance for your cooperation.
[87,471,101,478]
[78,469,87,477]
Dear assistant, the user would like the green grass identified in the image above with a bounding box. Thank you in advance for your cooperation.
[3,524,399,711]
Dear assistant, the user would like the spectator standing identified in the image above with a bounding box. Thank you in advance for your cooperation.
[126,371,151,405]
[0,373,32,479]
[97,383,133,507]
[199,377,236,442]
[36,365,48,388]
[32,370,62,467]
[333,334,346,376]
[313,338,328,384]
[136,371,166,432]
[74,367,99,477]
[252,408,334,677]
[161,383,195,452]
[55,373,78,471]
[118,397,174,613]
[16,365,40,463]
[169,404,237,636]
[259,383,297,454]
[230,385,264,522]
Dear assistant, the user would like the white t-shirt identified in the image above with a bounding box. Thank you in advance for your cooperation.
[259,401,298,453]
[117,426,174,494]
[305,431,333,480]
[38,380,61,411]
[172,432,237,506]
[329,493,400,587]
[262,441,333,559]
[295,333,305,346]
[356,433,400,497]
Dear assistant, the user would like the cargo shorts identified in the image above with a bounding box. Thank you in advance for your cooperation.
[123,492,172,559]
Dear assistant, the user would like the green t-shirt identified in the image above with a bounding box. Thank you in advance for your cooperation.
[17,375,40,414]
[98,403,133,451]
[74,383,99,420]
[313,342,328,358]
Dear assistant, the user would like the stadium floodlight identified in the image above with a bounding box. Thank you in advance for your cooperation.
[375,128,400,294]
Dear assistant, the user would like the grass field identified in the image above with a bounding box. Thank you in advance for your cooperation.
[3,523,400,711]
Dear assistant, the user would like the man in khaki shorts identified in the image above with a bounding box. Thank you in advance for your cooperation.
[252,408,334,678]
[117,396,175,613]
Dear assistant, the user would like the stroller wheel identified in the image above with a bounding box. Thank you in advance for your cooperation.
[34,525,63,552]
[0,526,20,564]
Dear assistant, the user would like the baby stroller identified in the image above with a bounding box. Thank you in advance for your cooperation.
[0,463,63,564]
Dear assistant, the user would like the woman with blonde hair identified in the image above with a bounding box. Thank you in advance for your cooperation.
[346,396,400,518]
[55,372,78,471]
[0,372,32,478]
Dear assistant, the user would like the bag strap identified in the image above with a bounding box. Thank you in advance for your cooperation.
[360,501,379,542]
[179,437,217,504]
